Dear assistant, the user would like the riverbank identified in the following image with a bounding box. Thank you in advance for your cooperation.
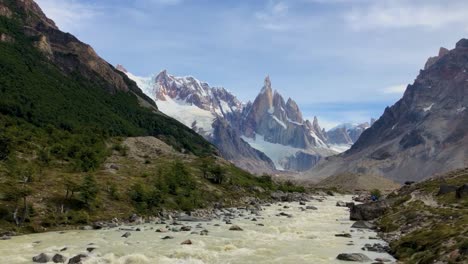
[0,195,396,264]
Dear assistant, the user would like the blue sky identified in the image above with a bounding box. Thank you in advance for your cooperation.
[37,0,468,129]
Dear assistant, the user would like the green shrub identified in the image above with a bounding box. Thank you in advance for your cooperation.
[79,175,99,207]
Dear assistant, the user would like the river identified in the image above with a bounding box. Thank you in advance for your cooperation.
[0,195,395,263]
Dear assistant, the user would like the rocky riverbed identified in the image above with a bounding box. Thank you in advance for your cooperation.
[0,195,395,263]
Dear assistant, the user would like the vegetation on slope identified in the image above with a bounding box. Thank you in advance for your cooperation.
[377,168,468,264]
[0,1,305,235]
[0,135,304,234]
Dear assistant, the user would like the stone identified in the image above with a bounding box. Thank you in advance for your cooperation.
[229,225,243,231]
[278,212,293,218]
[33,253,51,263]
[121,232,131,238]
[335,233,352,238]
[181,226,192,231]
[156,228,168,233]
[181,239,192,245]
[67,254,87,264]
[306,206,318,210]
[351,221,375,229]
[200,229,209,236]
[86,247,97,252]
[336,253,371,262]
[52,254,66,263]
[162,236,174,240]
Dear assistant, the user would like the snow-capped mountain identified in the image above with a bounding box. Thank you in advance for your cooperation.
[118,66,338,174]
[326,121,374,152]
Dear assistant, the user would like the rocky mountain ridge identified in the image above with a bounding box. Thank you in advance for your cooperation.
[304,40,468,183]
[120,69,338,174]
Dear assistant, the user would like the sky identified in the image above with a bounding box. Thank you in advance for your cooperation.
[36,0,468,129]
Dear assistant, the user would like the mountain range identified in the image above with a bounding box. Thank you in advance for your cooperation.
[118,67,370,174]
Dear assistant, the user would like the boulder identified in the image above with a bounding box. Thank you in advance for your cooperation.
[336,253,371,262]
[437,184,458,195]
[52,254,66,263]
[229,225,243,231]
[181,239,192,245]
[162,236,174,240]
[156,228,168,233]
[200,229,209,236]
[33,253,51,263]
[306,206,318,210]
[350,201,389,221]
[121,232,131,238]
[456,184,468,199]
[67,254,87,264]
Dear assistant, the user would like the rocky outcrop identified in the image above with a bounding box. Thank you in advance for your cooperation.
[424,47,449,70]
[305,40,468,183]
[349,201,390,221]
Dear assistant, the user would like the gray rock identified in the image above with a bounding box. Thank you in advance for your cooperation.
[350,201,390,221]
[162,236,174,240]
[306,206,318,210]
[52,254,66,263]
[336,253,371,262]
[33,253,50,263]
[200,229,209,236]
[335,233,352,238]
[181,239,192,245]
[229,225,243,231]
[180,226,192,231]
[67,254,87,264]
[121,232,131,238]
[351,221,375,229]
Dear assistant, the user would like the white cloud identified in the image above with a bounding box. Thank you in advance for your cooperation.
[345,0,468,31]
[36,0,99,32]
[255,1,291,31]
[383,84,407,94]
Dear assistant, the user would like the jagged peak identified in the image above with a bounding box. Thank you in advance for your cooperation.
[115,64,128,73]
[260,75,272,94]
[155,69,169,79]
[455,38,468,49]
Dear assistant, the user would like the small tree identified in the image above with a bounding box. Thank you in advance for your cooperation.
[210,165,225,184]
[80,175,99,207]
[64,176,80,200]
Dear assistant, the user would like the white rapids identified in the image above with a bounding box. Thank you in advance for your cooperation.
[0,196,395,264]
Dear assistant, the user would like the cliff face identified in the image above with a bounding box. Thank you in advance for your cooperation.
[305,40,468,183]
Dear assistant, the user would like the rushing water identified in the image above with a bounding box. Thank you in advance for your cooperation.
[0,196,395,264]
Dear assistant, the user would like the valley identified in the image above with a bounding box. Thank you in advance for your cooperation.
[0,0,467,263]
